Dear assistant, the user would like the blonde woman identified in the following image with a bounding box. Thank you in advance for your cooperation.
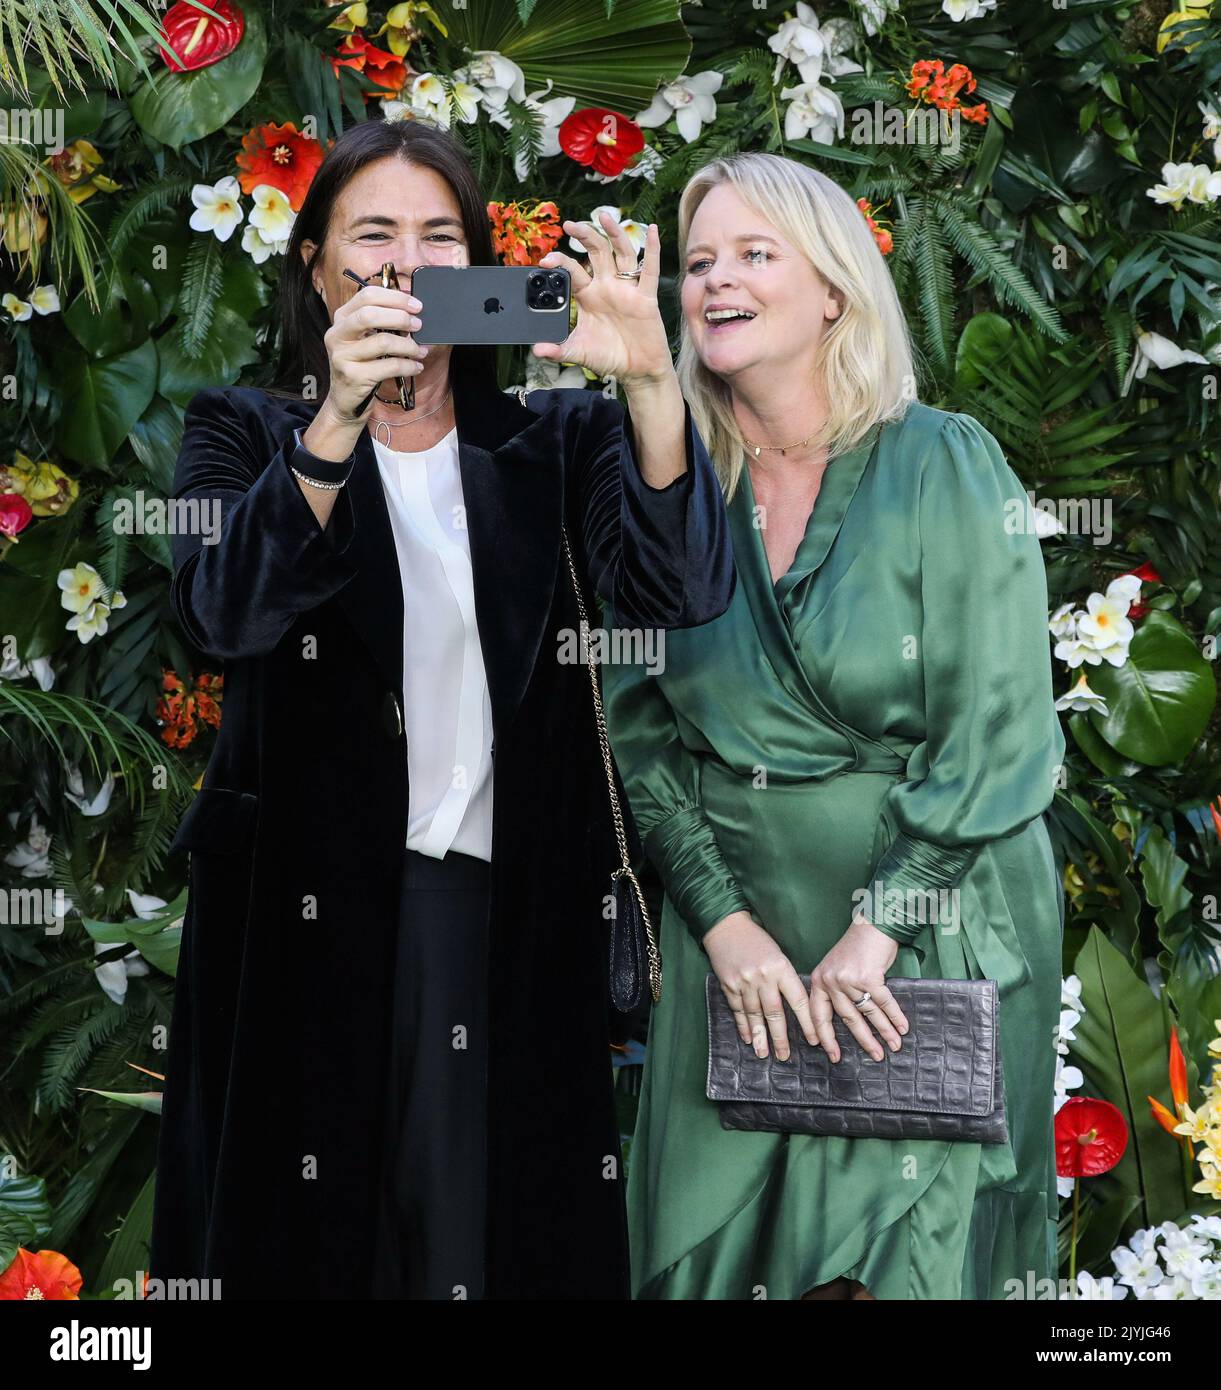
[601,152,1066,1301]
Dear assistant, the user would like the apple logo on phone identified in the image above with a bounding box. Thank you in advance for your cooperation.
[482,297,504,315]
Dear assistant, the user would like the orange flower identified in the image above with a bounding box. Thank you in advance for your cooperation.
[856,197,894,256]
[156,668,224,749]
[0,1248,82,1300]
[488,199,564,266]
[1209,796,1221,841]
[1148,1025,1191,1133]
[235,122,325,213]
[906,59,988,123]
[330,33,410,97]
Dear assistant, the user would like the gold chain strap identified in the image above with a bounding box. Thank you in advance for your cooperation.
[559,525,662,1004]
[518,387,661,1002]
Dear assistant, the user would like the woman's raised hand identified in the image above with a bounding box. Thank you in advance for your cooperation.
[702,911,819,1062]
[531,212,675,389]
[322,283,431,425]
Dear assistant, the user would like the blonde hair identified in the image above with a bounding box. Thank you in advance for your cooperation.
[675,152,917,501]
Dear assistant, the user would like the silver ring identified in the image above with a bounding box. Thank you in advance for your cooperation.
[614,268,642,279]
[853,992,872,1009]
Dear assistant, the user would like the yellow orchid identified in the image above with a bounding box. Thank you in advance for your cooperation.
[1191,1157,1221,1200]
[377,1,448,57]
[327,2,367,31]
[37,140,122,205]
[0,202,48,253]
[1172,1102,1219,1143]
[8,453,79,517]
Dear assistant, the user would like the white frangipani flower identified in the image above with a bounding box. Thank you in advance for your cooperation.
[635,71,724,143]
[189,176,244,242]
[567,207,647,257]
[29,285,60,315]
[1049,603,1078,640]
[243,184,295,262]
[58,561,106,615]
[1077,589,1135,653]
[780,81,845,143]
[1146,161,1221,211]
[1055,671,1110,716]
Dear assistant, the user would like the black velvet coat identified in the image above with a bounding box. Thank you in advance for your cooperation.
[147,369,735,1300]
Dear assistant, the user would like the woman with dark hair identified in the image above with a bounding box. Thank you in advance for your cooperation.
[147,118,734,1301]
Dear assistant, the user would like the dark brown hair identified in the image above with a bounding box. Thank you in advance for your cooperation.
[270,119,497,398]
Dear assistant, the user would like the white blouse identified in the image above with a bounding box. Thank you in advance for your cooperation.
[371,425,494,863]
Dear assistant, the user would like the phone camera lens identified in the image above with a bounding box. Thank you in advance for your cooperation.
[538,291,556,307]
[548,273,565,289]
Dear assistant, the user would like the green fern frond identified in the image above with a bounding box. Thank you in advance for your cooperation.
[176,235,225,359]
[936,196,1066,342]
[108,176,192,258]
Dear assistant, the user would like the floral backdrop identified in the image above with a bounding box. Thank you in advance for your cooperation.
[0,0,1219,1302]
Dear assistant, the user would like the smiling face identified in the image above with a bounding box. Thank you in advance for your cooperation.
[680,181,842,386]
[300,156,469,315]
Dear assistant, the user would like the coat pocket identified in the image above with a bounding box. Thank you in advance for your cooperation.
[171,786,259,856]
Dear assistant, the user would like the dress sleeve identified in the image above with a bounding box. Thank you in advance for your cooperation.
[574,391,735,630]
[601,636,754,949]
[866,412,1066,946]
[170,388,359,660]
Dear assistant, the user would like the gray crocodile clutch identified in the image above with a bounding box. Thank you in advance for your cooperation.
[706,974,1007,1143]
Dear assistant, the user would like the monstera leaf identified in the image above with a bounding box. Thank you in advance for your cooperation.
[444,0,689,109]
[1087,611,1216,765]
[124,4,267,150]
[55,339,158,468]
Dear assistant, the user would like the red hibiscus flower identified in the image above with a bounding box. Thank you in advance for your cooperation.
[1054,1096,1128,1178]
[559,108,645,178]
[0,1248,83,1300]
[235,122,325,212]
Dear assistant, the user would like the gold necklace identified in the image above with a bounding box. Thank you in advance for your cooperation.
[741,428,819,458]
[372,387,452,420]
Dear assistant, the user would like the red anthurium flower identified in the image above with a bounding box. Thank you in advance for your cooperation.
[559,108,645,177]
[158,0,246,72]
[1054,1096,1128,1177]
[235,122,325,212]
[0,492,33,538]
[0,1248,83,1299]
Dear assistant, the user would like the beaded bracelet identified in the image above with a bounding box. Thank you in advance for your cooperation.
[290,464,346,491]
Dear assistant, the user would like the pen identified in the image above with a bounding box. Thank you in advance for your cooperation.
[342,265,415,413]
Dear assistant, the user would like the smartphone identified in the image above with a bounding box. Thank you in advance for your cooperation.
[411,265,571,345]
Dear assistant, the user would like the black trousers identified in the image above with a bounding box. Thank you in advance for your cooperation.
[371,845,492,1300]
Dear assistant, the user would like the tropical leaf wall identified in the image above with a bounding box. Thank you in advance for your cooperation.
[1,0,1219,1300]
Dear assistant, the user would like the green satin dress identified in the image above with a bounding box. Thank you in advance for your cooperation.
[600,401,1067,1301]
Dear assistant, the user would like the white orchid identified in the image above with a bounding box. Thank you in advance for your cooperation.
[942,0,997,20]
[485,81,575,182]
[1201,100,1221,160]
[1055,671,1110,717]
[781,81,846,143]
[851,0,900,37]
[1059,1270,1128,1300]
[2,293,32,321]
[523,357,589,392]
[64,764,116,818]
[1146,161,1221,210]
[567,206,647,257]
[189,176,244,242]
[454,50,526,117]
[4,812,52,878]
[636,71,724,143]
[0,653,54,688]
[1126,331,1209,394]
[819,18,865,77]
[768,1,827,84]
